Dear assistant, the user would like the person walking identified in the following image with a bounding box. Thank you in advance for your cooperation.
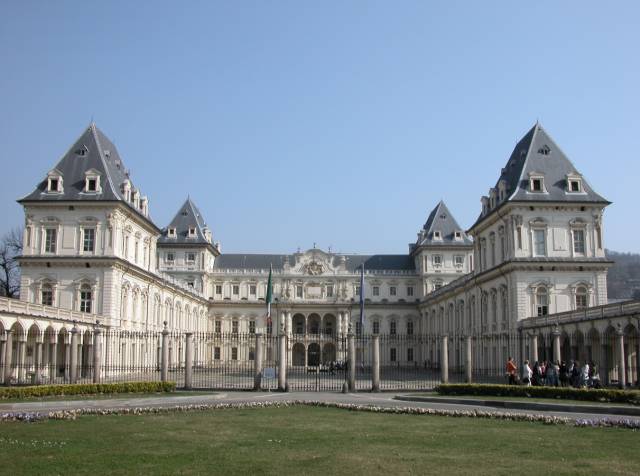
[506,357,517,385]
[521,360,532,386]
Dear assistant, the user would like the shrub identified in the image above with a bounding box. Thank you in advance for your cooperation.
[0,381,176,400]
[435,384,640,405]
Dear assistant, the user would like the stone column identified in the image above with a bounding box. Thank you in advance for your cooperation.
[70,325,79,384]
[440,335,449,384]
[64,339,71,381]
[348,332,356,392]
[104,330,111,378]
[93,328,102,384]
[161,322,169,382]
[3,330,13,385]
[465,335,472,383]
[254,333,263,391]
[371,334,380,392]
[337,312,343,337]
[184,333,193,389]
[34,340,43,385]
[616,327,626,388]
[552,327,561,364]
[286,312,292,335]
[49,334,58,384]
[530,334,539,363]
[0,334,5,385]
[278,331,287,391]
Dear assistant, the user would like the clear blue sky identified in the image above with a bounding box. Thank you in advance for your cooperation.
[1,1,639,254]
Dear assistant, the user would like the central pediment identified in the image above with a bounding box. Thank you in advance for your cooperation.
[291,248,342,276]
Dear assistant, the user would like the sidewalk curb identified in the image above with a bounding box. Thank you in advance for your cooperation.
[393,395,640,417]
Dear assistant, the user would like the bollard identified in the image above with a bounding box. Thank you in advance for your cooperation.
[348,333,356,392]
[371,334,380,392]
[161,322,169,382]
[184,333,193,389]
[440,335,449,384]
[465,336,472,383]
[70,325,79,384]
[254,333,263,391]
[278,331,287,391]
[93,328,102,384]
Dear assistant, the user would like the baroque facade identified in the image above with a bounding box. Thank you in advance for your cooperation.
[3,121,617,372]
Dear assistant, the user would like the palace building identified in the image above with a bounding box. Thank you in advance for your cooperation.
[3,121,622,377]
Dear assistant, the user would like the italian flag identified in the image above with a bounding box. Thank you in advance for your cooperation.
[266,264,273,326]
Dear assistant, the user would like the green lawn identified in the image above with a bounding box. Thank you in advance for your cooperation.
[0,390,216,404]
[1,406,639,475]
[407,393,639,407]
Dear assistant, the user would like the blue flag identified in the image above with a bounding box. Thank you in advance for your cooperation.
[359,264,365,329]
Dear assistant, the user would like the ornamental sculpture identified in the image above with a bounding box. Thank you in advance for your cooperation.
[304,260,324,275]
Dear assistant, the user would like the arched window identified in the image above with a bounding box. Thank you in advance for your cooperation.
[372,320,380,334]
[535,287,548,316]
[406,320,414,336]
[575,286,588,310]
[390,320,397,335]
[80,284,93,313]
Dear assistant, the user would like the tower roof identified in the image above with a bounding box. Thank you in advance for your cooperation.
[471,123,610,228]
[159,197,214,248]
[18,123,154,225]
[414,201,472,250]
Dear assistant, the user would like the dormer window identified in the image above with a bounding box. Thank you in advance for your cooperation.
[537,145,550,156]
[528,172,545,193]
[168,228,176,238]
[188,227,196,237]
[46,171,63,193]
[531,178,543,192]
[454,231,462,240]
[433,231,442,240]
[87,178,97,192]
[566,174,583,193]
[74,146,88,156]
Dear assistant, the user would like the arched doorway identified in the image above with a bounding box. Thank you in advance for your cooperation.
[322,343,336,364]
[308,314,321,335]
[292,314,305,335]
[292,343,305,366]
[307,343,320,366]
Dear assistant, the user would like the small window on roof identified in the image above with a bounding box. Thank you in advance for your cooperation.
[568,178,582,193]
[455,231,462,240]
[49,178,60,192]
[188,227,196,237]
[538,145,550,155]
[168,228,176,237]
[75,147,87,156]
[531,177,544,192]
[433,231,441,239]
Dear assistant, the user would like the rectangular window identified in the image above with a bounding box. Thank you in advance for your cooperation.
[249,284,257,296]
[87,178,97,192]
[355,321,362,336]
[215,285,223,295]
[231,347,238,360]
[389,286,396,296]
[454,255,464,266]
[166,252,175,263]
[355,285,361,296]
[186,252,196,263]
[373,286,380,296]
[214,347,221,360]
[249,320,256,334]
[296,285,303,298]
[433,255,442,266]
[249,347,255,361]
[83,228,95,252]
[533,229,546,256]
[232,285,240,296]
[407,286,414,297]
[44,228,57,253]
[390,321,397,335]
[41,288,53,306]
[80,289,92,313]
[576,294,588,310]
[373,321,380,334]
[390,348,397,362]
[214,321,222,334]
[49,178,59,192]
[232,321,239,334]
[407,348,414,362]
[517,226,522,250]
[531,178,542,192]
[573,229,585,254]
[407,321,414,335]
[326,285,334,297]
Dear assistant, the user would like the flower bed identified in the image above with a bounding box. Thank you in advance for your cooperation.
[435,383,640,405]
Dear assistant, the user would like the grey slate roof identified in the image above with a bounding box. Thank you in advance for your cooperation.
[158,198,212,246]
[19,123,154,225]
[213,254,416,272]
[414,201,473,248]
[471,123,609,228]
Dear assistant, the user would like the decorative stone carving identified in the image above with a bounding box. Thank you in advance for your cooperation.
[304,260,324,275]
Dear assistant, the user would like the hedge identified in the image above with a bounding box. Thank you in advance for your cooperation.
[0,381,176,400]
[434,384,640,405]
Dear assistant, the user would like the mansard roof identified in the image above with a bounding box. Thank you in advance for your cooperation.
[19,123,155,226]
[214,254,416,272]
[471,123,609,229]
[413,201,472,251]
[158,198,214,248]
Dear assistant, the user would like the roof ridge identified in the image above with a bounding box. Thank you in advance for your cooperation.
[507,123,539,201]
[90,123,121,199]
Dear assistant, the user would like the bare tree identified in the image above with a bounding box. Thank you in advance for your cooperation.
[0,227,23,298]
